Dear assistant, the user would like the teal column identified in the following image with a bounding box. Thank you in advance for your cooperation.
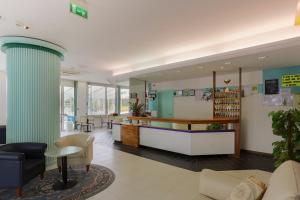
[0,37,65,159]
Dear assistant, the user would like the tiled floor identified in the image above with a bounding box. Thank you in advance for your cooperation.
[89,143,199,200]
[60,128,274,200]
[114,143,275,172]
[61,129,199,200]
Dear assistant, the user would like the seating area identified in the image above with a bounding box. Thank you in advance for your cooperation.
[0,143,47,196]
[1,0,300,199]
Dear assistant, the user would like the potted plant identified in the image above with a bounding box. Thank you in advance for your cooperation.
[269,109,300,167]
[129,99,144,117]
[206,123,223,130]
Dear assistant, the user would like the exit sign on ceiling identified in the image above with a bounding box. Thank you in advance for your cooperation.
[70,2,88,19]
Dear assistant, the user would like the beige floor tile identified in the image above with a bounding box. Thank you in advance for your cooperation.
[61,129,200,200]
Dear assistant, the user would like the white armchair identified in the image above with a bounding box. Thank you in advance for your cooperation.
[55,133,95,172]
[193,160,300,200]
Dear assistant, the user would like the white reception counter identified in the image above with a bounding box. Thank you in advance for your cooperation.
[112,123,235,156]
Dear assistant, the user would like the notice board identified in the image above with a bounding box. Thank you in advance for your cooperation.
[282,74,300,87]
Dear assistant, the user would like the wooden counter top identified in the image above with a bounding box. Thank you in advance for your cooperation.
[127,116,239,124]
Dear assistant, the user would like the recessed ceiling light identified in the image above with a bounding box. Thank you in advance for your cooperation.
[197,66,204,69]
[220,66,224,70]
[225,62,231,65]
[258,56,266,60]
[61,71,80,77]
[16,22,30,30]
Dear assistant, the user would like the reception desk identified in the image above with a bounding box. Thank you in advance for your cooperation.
[112,117,240,156]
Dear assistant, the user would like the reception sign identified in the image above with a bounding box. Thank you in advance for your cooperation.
[282,74,300,87]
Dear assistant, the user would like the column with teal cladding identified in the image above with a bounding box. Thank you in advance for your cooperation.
[0,37,65,164]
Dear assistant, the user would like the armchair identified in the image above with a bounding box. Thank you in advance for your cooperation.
[193,160,300,200]
[0,142,47,197]
[55,133,95,172]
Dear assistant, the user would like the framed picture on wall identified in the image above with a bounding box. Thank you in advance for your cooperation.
[173,90,183,96]
[189,89,195,96]
[183,89,189,96]
[130,92,138,98]
[265,79,279,95]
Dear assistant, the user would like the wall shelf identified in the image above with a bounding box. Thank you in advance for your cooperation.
[212,69,242,158]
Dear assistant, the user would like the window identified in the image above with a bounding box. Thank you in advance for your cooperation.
[87,84,128,115]
[120,88,129,114]
[107,87,116,114]
[63,86,75,117]
[88,85,106,115]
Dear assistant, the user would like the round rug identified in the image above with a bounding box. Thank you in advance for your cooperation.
[0,164,115,200]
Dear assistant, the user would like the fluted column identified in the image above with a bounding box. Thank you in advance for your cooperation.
[0,37,65,159]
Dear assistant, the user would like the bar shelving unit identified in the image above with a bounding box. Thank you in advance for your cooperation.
[212,68,242,157]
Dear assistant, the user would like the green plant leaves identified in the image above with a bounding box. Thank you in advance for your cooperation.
[269,109,300,168]
[207,123,223,130]
[129,101,144,117]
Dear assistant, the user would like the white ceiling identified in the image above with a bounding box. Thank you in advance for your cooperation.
[0,0,300,81]
[132,44,300,82]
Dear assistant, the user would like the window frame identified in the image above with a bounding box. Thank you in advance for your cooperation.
[119,87,130,115]
[87,82,121,116]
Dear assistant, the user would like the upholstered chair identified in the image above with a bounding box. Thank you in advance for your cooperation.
[0,143,47,197]
[55,133,95,172]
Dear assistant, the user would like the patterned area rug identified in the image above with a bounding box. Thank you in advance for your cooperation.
[0,164,115,200]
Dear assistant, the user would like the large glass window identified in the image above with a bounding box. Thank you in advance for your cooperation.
[107,87,116,114]
[120,88,129,114]
[88,85,106,115]
[60,84,75,131]
[87,84,128,115]
[63,86,75,117]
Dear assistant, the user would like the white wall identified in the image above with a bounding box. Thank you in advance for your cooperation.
[129,78,145,105]
[0,71,6,125]
[152,70,283,154]
[61,79,75,87]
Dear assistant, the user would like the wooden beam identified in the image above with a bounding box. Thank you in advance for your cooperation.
[213,71,216,118]
[234,67,242,158]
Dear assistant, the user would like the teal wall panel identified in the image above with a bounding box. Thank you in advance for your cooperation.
[263,66,300,93]
[158,90,174,118]
[4,44,61,164]
[151,90,174,128]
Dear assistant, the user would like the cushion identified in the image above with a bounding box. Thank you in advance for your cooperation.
[263,160,300,200]
[199,169,242,200]
[227,176,266,200]
[192,194,214,200]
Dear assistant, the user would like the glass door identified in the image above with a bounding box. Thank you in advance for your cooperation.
[60,86,75,131]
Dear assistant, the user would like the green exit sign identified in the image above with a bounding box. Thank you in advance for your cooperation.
[70,3,88,19]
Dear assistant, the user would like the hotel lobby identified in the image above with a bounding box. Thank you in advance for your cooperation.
[1,0,300,199]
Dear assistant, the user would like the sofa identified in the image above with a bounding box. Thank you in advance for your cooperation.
[0,142,47,197]
[55,133,95,172]
[193,160,300,200]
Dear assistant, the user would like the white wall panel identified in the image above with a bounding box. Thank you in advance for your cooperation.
[0,71,7,125]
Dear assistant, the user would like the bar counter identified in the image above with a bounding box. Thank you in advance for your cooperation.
[112,117,240,156]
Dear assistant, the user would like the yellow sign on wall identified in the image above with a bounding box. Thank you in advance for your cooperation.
[296,1,300,26]
[282,74,300,87]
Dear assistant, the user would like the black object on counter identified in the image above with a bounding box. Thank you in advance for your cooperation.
[0,126,6,144]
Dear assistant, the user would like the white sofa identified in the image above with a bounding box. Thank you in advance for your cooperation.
[193,160,300,200]
[55,133,95,172]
